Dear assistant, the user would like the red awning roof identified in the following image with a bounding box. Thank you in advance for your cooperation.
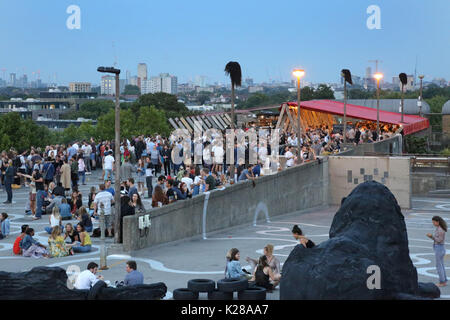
[286,100,429,135]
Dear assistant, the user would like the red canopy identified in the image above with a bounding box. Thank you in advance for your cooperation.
[286,100,429,135]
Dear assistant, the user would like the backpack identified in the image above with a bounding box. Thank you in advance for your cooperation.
[13,157,21,168]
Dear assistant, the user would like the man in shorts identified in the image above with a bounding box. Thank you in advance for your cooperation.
[93,183,115,237]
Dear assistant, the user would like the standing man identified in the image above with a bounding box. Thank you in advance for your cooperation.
[93,184,115,237]
[3,160,15,204]
[104,151,115,183]
[33,168,45,220]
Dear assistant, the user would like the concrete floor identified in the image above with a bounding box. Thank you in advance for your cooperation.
[1,170,449,300]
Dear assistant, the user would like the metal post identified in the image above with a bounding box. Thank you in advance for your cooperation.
[343,80,347,143]
[230,85,235,182]
[419,76,424,117]
[297,77,301,157]
[376,79,380,141]
[99,204,108,270]
[401,83,404,123]
[114,73,121,244]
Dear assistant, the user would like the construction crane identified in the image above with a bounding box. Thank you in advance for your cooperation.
[112,41,118,67]
[368,59,383,73]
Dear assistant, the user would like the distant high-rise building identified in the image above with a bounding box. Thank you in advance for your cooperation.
[9,73,16,86]
[101,75,115,95]
[137,63,148,88]
[69,82,91,92]
[141,73,177,94]
[129,76,138,87]
[126,70,131,85]
[195,75,207,87]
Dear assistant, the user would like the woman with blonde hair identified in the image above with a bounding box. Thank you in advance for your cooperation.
[44,206,62,234]
[48,226,73,258]
[246,244,281,276]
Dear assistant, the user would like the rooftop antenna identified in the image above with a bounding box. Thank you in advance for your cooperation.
[368,59,383,73]
[112,41,118,67]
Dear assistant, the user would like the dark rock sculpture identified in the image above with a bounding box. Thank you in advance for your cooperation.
[0,266,166,300]
[280,181,440,300]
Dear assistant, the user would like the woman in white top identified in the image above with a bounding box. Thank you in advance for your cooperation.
[45,206,62,234]
[78,155,86,185]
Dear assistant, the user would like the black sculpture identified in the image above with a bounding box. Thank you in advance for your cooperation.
[0,266,167,300]
[280,181,440,300]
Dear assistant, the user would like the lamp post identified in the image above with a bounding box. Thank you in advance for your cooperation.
[399,73,408,123]
[341,69,353,143]
[418,75,424,117]
[292,69,305,157]
[374,72,383,141]
[97,66,121,244]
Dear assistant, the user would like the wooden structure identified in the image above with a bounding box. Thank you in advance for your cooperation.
[275,103,336,132]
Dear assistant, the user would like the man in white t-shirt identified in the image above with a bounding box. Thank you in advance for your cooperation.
[74,262,104,290]
[103,152,115,182]
[181,170,194,192]
[94,184,115,236]
[285,146,295,167]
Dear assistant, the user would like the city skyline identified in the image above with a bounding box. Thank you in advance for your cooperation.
[0,0,449,86]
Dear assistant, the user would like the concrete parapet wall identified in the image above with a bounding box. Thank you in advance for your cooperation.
[328,156,411,209]
[123,160,328,251]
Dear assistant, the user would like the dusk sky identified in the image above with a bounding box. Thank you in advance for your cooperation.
[0,0,448,86]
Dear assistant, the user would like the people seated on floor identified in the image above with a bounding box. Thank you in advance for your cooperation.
[0,212,10,239]
[246,244,281,278]
[123,260,144,286]
[225,248,251,280]
[77,206,93,233]
[292,225,315,248]
[20,228,50,258]
[48,225,73,258]
[64,223,80,244]
[13,224,28,255]
[45,207,63,234]
[59,198,72,220]
[74,262,104,290]
[72,224,92,253]
[152,185,168,208]
[250,255,281,290]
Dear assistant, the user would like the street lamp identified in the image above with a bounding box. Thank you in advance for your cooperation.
[292,69,305,157]
[418,75,424,117]
[341,69,353,143]
[374,72,383,141]
[399,73,408,123]
[97,66,121,244]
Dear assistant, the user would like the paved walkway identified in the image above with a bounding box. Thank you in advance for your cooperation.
[1,170,450,300]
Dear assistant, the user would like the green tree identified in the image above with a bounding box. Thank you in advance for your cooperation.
[314,84,335,99]
[132,92,188,114]
[135,106,171,136]
[96,109,137,140]
[61,100,115,120]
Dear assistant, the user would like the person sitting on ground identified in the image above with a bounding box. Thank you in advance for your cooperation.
[74,262,104,290]
[52,182,65,197]
[44,207,63,234]
[77,206,93,233]
[68,190,82,218]
[72,224,92,253]
[64,223,80,244]
[123,260,144,286]
[0,212,10,239]
[250,255,281,290]
[20,228,50,258]
[225,248,250,280]
[292,225,315,248]
[48,225,73,258]
[246,244,281,276]
[59,198,72,220]
[152,185,169,208]
[13,224,28,255]
[87,186,97,215]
